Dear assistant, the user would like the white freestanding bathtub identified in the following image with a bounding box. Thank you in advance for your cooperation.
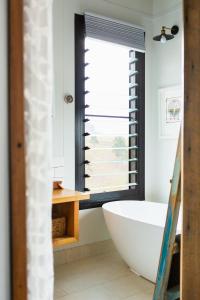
[103,201,181,283]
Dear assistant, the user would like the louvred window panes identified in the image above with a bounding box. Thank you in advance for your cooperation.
[83,37,138,193]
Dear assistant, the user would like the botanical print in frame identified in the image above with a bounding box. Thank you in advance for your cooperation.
[159,86,182,139]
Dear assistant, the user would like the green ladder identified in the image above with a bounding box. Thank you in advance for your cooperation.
[153,135,181,300]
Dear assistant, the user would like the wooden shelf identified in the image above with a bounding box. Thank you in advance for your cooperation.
[53,189,90,204]
[52,189,90,248]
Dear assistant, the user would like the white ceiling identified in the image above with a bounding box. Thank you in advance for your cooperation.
[103,0,182,18]
[103,0,154,16]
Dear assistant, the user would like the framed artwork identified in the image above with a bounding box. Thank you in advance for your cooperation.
[158,86,182,139]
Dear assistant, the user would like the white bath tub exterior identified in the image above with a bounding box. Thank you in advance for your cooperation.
[103,201,181,283]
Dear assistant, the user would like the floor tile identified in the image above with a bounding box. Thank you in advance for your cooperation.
[54,287,68,299]
[54,250,155,300]
[56,286,118,300]
[102,274,147,299]
[125,292,153,300]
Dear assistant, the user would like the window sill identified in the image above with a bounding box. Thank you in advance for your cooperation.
[80,189,144,209]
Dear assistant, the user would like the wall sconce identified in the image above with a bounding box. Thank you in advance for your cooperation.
[153,25,179,43]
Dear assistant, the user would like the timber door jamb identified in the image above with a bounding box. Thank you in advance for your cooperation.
[9,1,27,299]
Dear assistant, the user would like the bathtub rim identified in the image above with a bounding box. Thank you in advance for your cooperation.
[102,200,181,233]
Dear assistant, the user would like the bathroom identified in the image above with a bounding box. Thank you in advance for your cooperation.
[52,0,183,299]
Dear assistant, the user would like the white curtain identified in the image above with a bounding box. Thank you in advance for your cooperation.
[23,1,54,299]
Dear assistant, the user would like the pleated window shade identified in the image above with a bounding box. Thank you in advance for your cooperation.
[84,13,145,52]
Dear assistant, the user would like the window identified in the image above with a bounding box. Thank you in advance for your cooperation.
[75,14,145,209]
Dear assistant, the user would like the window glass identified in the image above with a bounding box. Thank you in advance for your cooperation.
[84,38,137,193]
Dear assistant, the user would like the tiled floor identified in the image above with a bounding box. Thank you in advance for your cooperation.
[54,250,154,300]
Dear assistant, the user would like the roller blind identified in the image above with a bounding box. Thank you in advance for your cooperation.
[84,12,145,52]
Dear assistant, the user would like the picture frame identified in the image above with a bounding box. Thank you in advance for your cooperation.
[158,85,182,139]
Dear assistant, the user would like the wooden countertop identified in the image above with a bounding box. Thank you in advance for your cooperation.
[53,188,90,204]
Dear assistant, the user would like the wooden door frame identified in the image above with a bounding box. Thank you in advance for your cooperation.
[9,0,200,299]
[181,1,200,299]
[9,1,27,300]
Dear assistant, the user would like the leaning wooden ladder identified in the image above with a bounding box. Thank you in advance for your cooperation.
[153,134,181,300]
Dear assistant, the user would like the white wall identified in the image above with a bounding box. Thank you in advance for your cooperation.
[0,0,10,298]
[153,0,182,16]
[151,0,183,203]
[53,0,154,248]
[53,0,183,248]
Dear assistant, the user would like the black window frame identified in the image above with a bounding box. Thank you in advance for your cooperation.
[75,14,145,209]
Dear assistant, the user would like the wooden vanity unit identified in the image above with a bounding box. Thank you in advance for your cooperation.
[52,189,90,248]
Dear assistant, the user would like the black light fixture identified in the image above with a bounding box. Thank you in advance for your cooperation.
[153,25,179,43]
